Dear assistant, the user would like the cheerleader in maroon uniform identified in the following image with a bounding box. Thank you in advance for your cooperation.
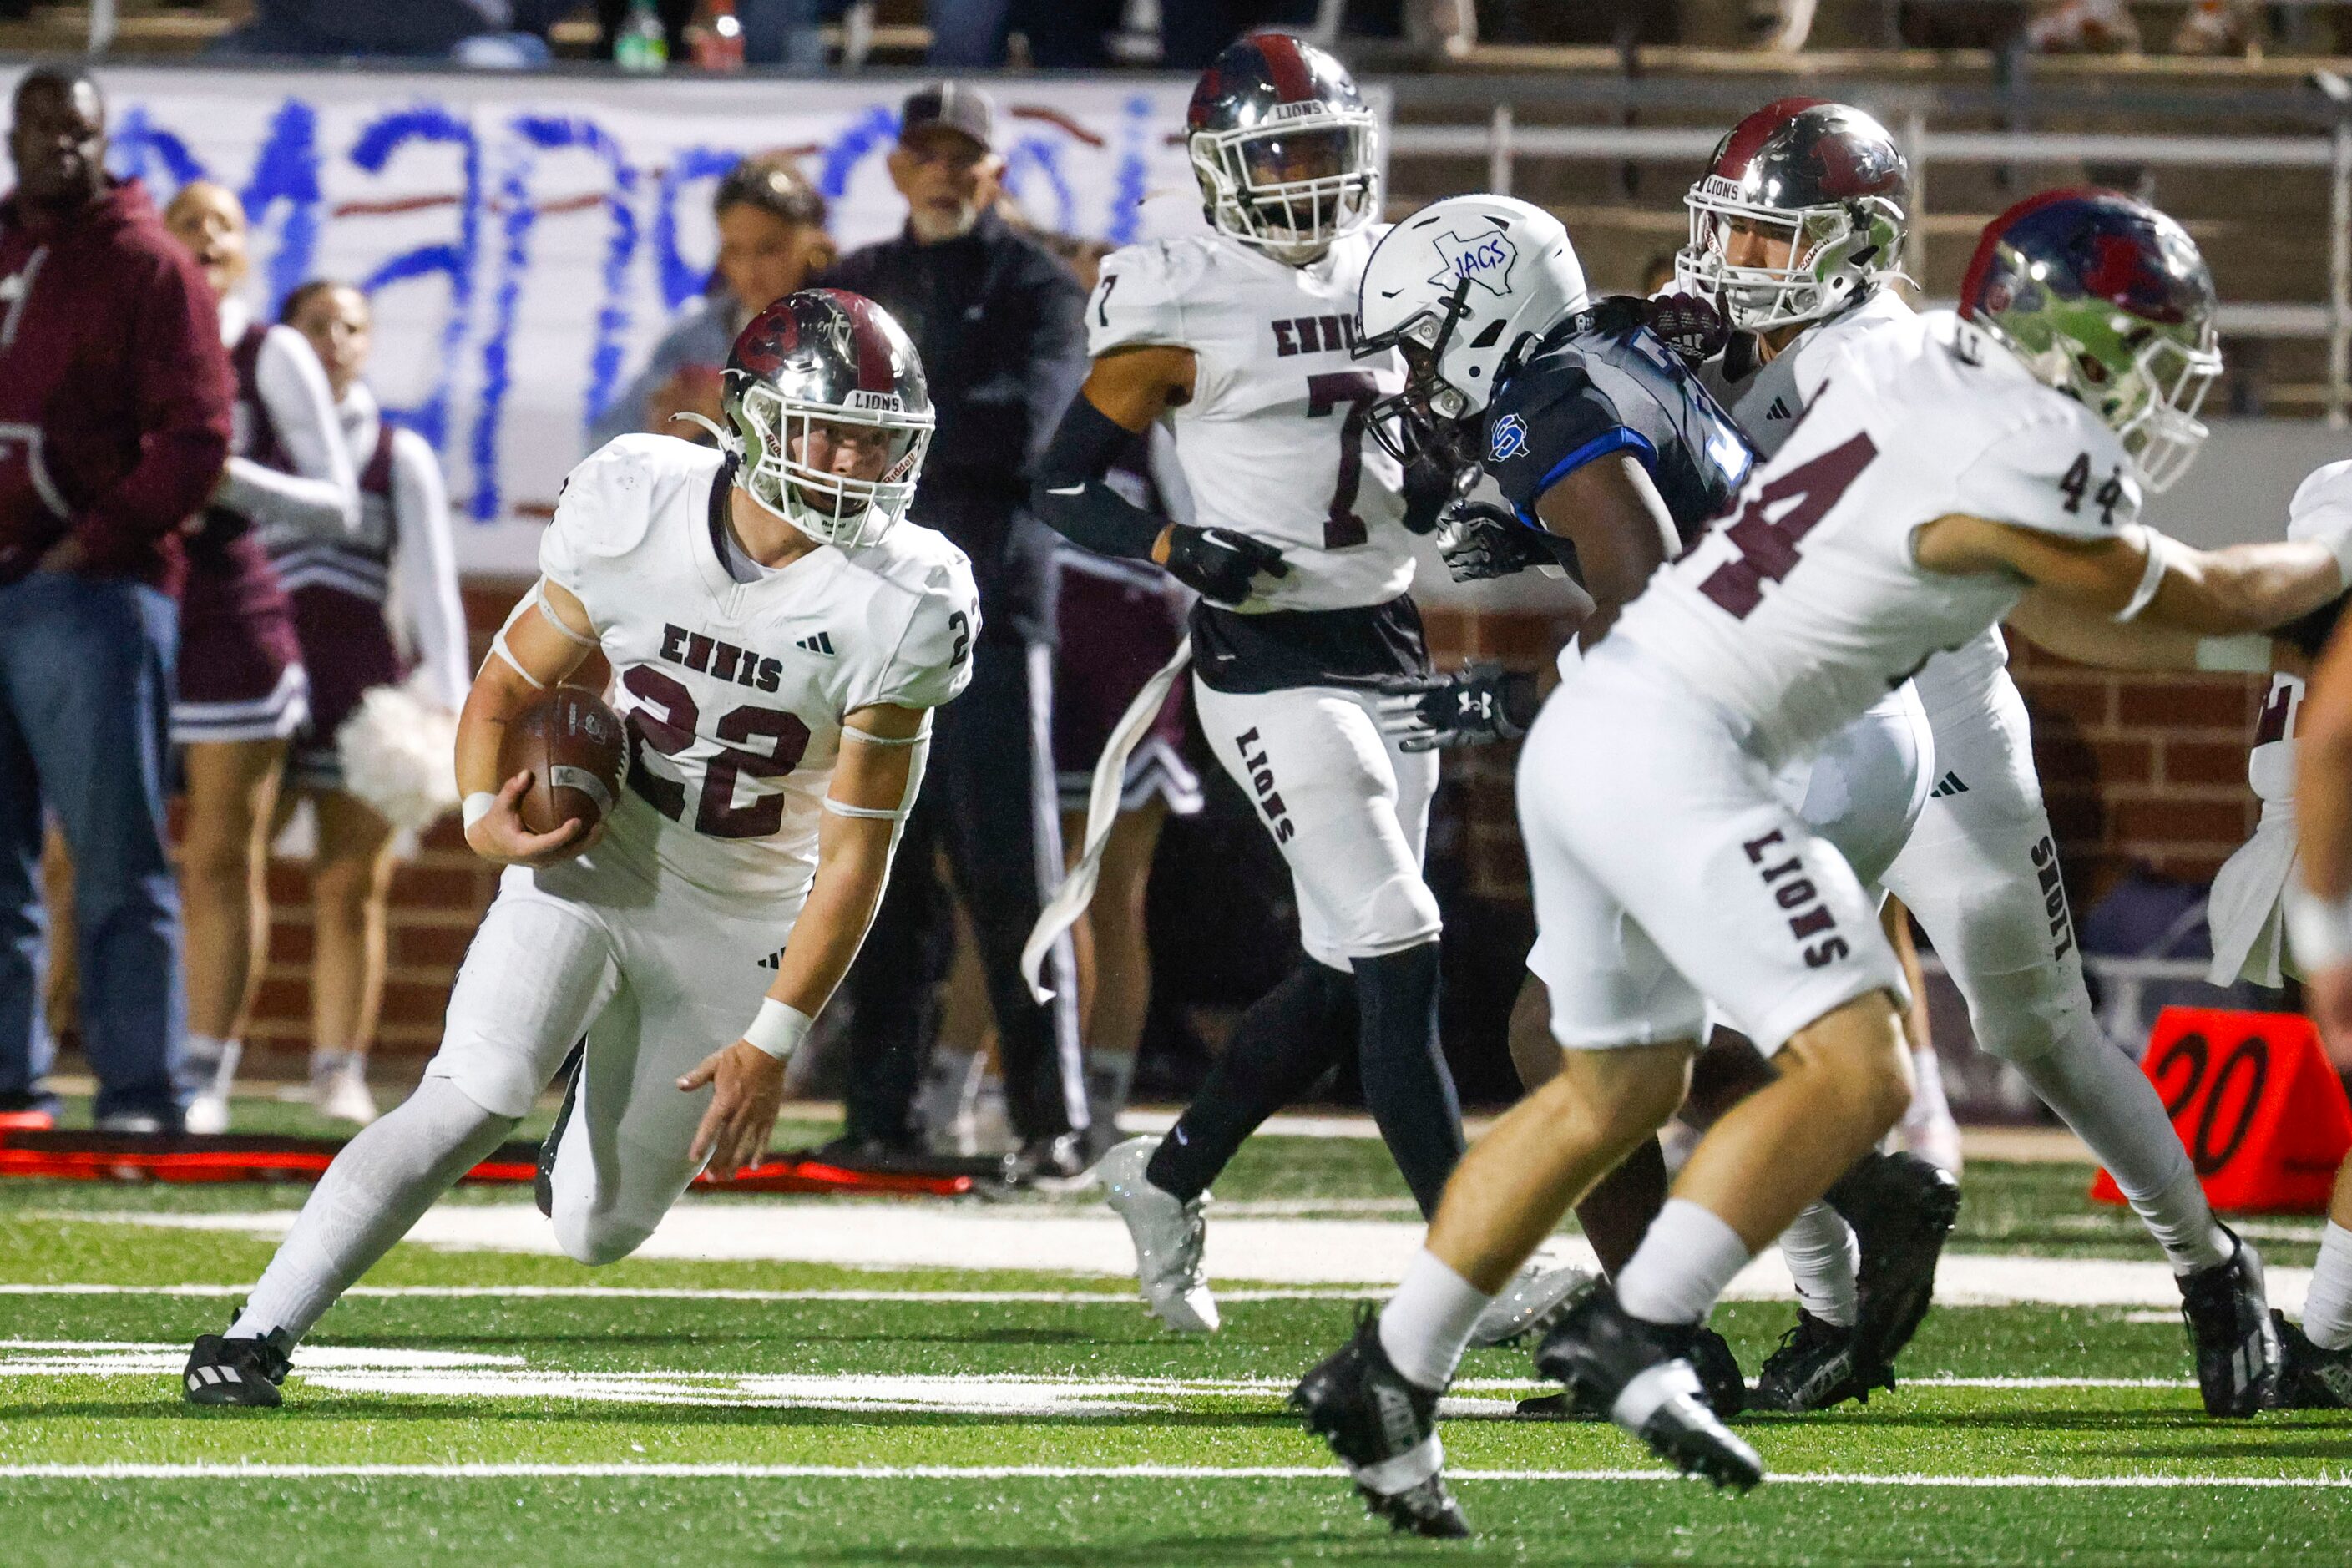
[271,279,468,1125]
[163,183,358,1134]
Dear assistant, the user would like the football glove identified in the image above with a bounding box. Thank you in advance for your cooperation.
[1438,502,1551,583]
[1162,524,1289,607]
[1375,661,1542,752]
[1641,291,1732,367]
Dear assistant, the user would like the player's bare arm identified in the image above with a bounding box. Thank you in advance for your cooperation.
[1035,344,1287,604]
[1916,515,2346,636]
[1533,451,1682,646]
[679,699,928,1176]
[456,576,603,867]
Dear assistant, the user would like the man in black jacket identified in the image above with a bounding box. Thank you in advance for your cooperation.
[820,83,1093,1181]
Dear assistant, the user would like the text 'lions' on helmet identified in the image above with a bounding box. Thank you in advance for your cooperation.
[1187,32,1380,267]
[718,288,934,549]
[1675,98,1909,334]
[1960,187,2222,493]
[1354,195,1587,463]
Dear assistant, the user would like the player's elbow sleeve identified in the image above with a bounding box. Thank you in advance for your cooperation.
[1034,395,1162,560]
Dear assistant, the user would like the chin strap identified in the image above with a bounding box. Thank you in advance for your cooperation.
[669,410,739,455]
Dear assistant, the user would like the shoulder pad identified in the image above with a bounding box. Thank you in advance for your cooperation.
[549,435,708,561]
[1087,239,1214,357]
[1956,400,2141,541]
[2289,458,2352,543]
[865,529,979,711]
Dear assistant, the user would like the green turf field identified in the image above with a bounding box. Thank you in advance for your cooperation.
[4,1117,2349,1565]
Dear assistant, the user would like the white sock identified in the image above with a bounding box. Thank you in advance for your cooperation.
[311,1049,354,1080]
[1776,1201,1860,1328]
[229,1077,517,1343]
[1904,1042,1954,1130]
[1378,1248,1492,1392]
[1616,1198,1752,1327]
[187,1034,233,1073]
[2305,1222,2352,1352]
[2009,1033,2232,1273]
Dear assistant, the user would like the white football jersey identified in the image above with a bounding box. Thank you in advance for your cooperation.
[2247,460,2352,802]
[1705,288,2011,719]
[1088,228,1410,612]
[1617,309,2141,769]
[539,435,978,902]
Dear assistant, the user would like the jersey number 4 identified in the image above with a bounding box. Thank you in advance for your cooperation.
[1307,372,1380,549]
[622,665,813,839]
[1697,431,1878,619]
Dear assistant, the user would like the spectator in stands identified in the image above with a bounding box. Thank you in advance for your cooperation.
[589,153,831,449]
[164,180,359,1136]
[214,0,579,63]
[264,279,469,1127]
[2025,0,2261,54]
[820,83,1094,1180]
[597,0,825,66]
[0,67,232,1132]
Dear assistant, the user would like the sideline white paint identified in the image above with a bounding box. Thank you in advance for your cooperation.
[41,1206,2315,1310]
[0,1461,2338,1489]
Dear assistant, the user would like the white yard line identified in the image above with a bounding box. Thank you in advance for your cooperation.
[0,1462,2336,1489]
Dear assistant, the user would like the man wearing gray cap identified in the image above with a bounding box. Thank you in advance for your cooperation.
[820,83,1094,1182]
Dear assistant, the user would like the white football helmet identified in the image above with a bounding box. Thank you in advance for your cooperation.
[1355,195,1587,463]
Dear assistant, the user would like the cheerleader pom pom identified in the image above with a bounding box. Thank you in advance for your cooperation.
[336,673,461,833]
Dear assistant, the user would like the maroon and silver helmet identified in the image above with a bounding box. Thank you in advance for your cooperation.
[1674,98,1909,333]
[717,289,933,549]
[1186,33,1379,266]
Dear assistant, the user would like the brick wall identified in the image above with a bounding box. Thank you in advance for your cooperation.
[240,594,2270,1068]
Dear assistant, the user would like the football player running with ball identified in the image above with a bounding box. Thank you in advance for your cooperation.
[1034,34,1576,1340]
[182,291,978,1406]
[1296,190,2352,1529]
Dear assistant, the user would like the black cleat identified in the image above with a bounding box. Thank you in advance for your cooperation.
[2178,1229,2279,1416]
[2268,1311,2352,1409]
[183,1325,292,1408]
[1292,1310,1471,1539]
[1824,1150,1961,1390]
[1748,1311,1872,1412]
[1519,1325,1744,1421]
[534,1040,586,1218]
[1533,1285,1763,1491]
[1001,1130,1096,1188]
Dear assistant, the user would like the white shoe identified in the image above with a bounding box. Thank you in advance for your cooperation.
[314,1062,377,1127]
[1469,1259,1597,1348]
[181,1091,229,1136]
[1099,1135,1218,1333]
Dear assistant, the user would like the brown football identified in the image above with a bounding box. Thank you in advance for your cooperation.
[498,685,627,839]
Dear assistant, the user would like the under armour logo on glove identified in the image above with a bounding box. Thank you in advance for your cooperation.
[1641,291,1731,366]
[1373,661,1542,752]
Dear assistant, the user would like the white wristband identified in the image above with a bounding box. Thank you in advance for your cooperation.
[462,791,498,829]
[2194,634,2274,673]
[2115,530,2178,623]
[741,997,814,1061]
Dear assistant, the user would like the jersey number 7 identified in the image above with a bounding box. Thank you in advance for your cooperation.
[1697,431,1878,620]
[622,665,813,839]
[1307,371,1380,549]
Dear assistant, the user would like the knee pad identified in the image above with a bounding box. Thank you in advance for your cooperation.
[1956,961,2092,1064]
[1340,871,1443,959]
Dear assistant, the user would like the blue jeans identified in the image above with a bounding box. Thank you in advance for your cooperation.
[0,571,184,1124]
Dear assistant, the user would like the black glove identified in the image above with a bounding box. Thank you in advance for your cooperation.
[1640,291,1731,367]
[1399,450,1463,535]
[1437,501,1551,583]
[1162,524,1289,606]
[1374,661,1542,752]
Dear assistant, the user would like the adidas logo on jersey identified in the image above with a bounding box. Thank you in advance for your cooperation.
[757,946,787,971]
[797,632,837,656]
[1930,771,1969,798]
[1766,397,1794,421]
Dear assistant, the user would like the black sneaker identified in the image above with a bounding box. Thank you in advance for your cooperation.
[2178,1229,2279,1416]
[1824,1150,1961,1388]
[1292,1310,1471,1539]
[1532,1285,1763,1490]
[1002,1131,1095,1188]
[183,1326,292,1408]
[2269,1311,2352,1409]
[1748,1311,1873,1412]
[1519,1325,1743,1421]
[534,1041,586,1218]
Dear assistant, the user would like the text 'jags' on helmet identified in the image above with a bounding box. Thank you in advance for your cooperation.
[1354,195,1587,463]
[718,289,933,549]
[1675,98,1908,333]
[1961,188,2221,493]
[1187,32,1379,266]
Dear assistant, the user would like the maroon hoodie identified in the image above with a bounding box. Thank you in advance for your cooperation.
[0,176,231,593]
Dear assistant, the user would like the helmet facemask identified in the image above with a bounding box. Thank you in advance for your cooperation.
[1192,109,1380,266]
[727,377,933,549]
[1677,179,1903,333]
[1359,276,1487,466]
